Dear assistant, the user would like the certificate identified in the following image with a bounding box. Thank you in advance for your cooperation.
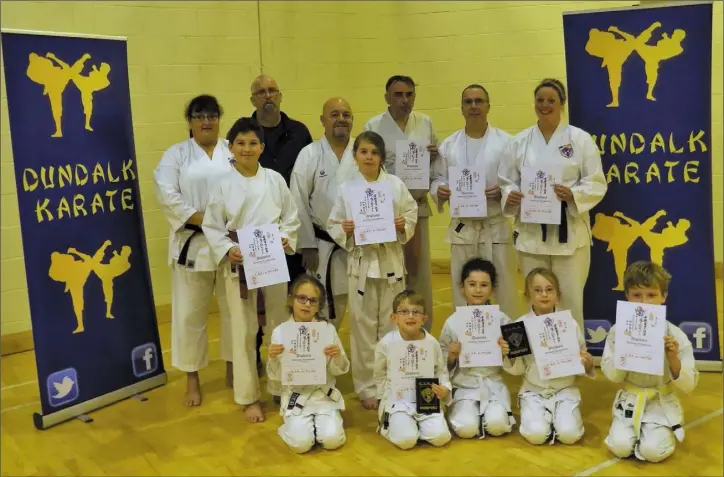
[280,321,329,386]
[347,180,397,246]
[450,305,502,367]
[520,166,563,225]
[613,301,666,376]
[449,165,487,218]
[236,223,289,289]
[389,340,435,402]
[525,311,584,380]
[395,140,430,190]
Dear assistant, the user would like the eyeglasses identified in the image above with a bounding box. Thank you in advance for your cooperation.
[532,287,556,296]
[252,88,280,97]
[395,309,424,317]
[295,294,319,306]
[191,113,219,122]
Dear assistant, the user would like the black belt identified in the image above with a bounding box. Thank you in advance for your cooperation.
[178,224,202,266]
[313,225,341,321]
[541,202,568,244]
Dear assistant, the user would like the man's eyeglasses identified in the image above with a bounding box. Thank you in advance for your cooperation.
[295,294,319,306]
[253,88,280,98]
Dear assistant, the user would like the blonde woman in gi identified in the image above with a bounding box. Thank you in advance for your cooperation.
[326,130,418,411]
[203,118,300,423]
[498,78,607,329]
[153,95,233,407]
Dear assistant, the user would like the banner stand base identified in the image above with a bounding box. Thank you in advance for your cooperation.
[33,372,167,430]
[133,394,148,402]
[76,415,93,424]
[592,357,722,372]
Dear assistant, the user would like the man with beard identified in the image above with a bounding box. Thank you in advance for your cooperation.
[249,75,313,382]
[290,98,358,330]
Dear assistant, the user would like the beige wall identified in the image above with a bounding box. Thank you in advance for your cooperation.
[1,1,722,336]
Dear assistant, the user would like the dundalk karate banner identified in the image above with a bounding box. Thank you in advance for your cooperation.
[562,2,721,368]
[1,30,167,429]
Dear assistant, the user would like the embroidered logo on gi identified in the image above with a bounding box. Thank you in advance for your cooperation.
[319,169,327,177]
[559,144,574,158]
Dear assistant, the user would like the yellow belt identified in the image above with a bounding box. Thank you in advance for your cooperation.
[624,383,672,439]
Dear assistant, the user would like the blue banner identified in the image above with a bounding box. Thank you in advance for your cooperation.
[1,30,166,428]
[562,3,720,365]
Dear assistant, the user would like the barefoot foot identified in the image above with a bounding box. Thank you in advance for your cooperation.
[361,397,379,410]
[183,372,202,407]
[243,402,264,423]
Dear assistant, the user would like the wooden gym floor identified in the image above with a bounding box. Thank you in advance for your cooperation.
[1,274,722,476]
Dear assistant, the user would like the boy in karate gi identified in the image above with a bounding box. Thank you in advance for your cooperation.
[602,261,699,463]
[374,290,452,450]
[203,117,300,423]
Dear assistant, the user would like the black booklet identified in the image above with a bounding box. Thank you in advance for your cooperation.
[415,377,440,414]
[501,321,532,358]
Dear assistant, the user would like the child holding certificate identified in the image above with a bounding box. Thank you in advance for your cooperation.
[202,118,300,423]
[439,258,515,439]
[503,268,594,445]
[267,275,350,454]
[374,290,452,450]
[602,261,698,463]
[327,131,418,411]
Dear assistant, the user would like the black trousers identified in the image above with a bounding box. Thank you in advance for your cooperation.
[256,252,306,366]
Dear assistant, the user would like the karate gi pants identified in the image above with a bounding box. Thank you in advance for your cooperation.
[605,410,677,462]
[221,265,288,405]
[517,246,591,329]
[405,217,433,331]
[519,390,584,445]
[348,276,403,400]
[171,263,232,372]
[279,410,346,454]
[448,399,513,439]
[381,411,452,450]
[450,242,520,318]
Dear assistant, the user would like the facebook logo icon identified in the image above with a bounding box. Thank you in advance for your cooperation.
[679,322,713,353]
[131,343,158,378]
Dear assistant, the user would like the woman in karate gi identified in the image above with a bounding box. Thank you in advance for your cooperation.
[202,117,300,423]
[431,84,518,317]
[326,130,418,410]
[498,78,608,329]
[153,95,234,407]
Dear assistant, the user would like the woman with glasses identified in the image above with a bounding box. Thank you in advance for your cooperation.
[153,94,234,408]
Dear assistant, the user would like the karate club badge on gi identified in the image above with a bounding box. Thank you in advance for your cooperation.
[559,144,574,158]
[415,377,440,414]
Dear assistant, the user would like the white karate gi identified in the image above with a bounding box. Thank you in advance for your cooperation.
[438,310,516,438]
[202,165,300,405]
[326,169,418,400]
[498,124,607,328]
[432,127,518,317]
[290,137,359,329]
[364,111,438,330]
[506,309,595,445]
[374,329,453,450]
[601,321,698,463]
[267,317,350,454]
[154,138,234,372]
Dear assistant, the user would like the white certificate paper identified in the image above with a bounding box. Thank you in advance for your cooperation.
[280,321,329,386]
[520,166,563,225]
[451,305,502,368]
[348,180,397,246]
[449,165,487,218]
[389,340,435,402]
[237,224,289,289]
[525,311,584,380]
[395,140,430,190]
[613,301,666,376]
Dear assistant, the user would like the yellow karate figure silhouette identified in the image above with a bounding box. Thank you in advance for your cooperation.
[25,52,111,137]
[585,22,686,106]
[48,240,132,334]
[592,210,690,291]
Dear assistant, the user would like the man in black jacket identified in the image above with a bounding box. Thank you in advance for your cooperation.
[248,75,312,384]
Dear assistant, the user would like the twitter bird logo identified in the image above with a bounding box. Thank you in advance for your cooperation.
[46,368,79,407]
[584,320,611,350]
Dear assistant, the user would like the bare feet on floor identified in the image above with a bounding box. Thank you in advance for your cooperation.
[361,397,379,410]
[183,372,202,407]
[243,402,264,423]
[226,361,233,388]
